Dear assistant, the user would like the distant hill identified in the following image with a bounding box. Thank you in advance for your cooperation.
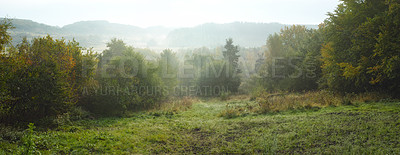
[7,19,61,34]
[4,19,63,47]
[166,22,283,47]
[166,22,319,47]
[62,20,144,35]
[3,19,172,51]
[2,18,318,51]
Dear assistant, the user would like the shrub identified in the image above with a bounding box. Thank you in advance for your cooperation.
[79,39,164,116]
[219,91,231,101]
[1,36,92,124]
[20,123,39,154]
[219,107,242,119]
[80,93,127,116]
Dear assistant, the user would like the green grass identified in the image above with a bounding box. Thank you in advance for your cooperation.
[1,99,400,154]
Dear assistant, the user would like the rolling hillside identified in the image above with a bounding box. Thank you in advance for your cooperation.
[3,18,317,51]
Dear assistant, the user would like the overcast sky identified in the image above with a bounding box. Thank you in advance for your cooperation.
[1,0,340,28]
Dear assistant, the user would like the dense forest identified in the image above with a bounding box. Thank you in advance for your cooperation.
[1,0,400,154]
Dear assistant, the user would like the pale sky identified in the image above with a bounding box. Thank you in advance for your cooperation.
[0,0,340,28]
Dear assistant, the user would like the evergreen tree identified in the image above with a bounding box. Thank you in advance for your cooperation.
[159,49,179,95]
[222,38,241,92]
[223,38,240,73]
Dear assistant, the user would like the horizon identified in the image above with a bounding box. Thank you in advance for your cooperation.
[1,0,340,28]
[5,18,321,29]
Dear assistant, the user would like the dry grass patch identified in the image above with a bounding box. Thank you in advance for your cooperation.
[254,91,392,113]
[152,97,198,113]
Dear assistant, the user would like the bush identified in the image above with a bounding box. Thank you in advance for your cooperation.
[79,39,164,116]
[219,107,242,119]
[20,123,39,154]
[219,91,231,101]
[1,36,91,124]
[80,93,127,116]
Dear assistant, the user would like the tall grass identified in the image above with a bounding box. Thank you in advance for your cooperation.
[254,91,391,113]
[218,91,392,118]
[151,97,197,113]
[218,101,256,118]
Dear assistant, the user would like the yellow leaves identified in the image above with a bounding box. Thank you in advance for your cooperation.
[321,42,333,59]
[338,62,361,79]
[320,42,334,69]
[367,65,381,73]
[367,55,400,85]
[369,76,382,85]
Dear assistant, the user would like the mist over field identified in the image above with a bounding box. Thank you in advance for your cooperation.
[5,19,319,50]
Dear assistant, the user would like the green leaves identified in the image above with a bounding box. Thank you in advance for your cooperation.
[1,35,89,124]
[197,39,241,95]
[80,39,165,116]
[321,0,400,94]
[258,25,323,92]
[0,18,14,51]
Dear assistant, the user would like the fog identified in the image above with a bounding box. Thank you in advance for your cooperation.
[1,0,340,28]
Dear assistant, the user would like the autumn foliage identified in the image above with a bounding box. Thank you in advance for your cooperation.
[1,35,94,124]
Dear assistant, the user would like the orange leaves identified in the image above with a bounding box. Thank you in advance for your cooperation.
[58,52,76,72]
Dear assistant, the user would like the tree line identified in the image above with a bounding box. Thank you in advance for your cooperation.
[248,0,399,97]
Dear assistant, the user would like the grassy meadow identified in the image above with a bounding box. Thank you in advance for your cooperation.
[1,94,399,154]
